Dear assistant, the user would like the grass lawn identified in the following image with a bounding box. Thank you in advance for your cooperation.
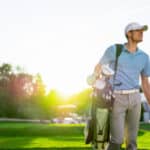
[0,122,149,150]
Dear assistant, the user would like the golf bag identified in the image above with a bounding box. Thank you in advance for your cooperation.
[84,44,123,150]
[84,94,110,150]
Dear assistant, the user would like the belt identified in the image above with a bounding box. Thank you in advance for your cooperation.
[114,89,139,94]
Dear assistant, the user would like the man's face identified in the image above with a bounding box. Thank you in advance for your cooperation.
[128,29,144,43]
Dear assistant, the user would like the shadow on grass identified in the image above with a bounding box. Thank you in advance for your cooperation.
[0,124,84,137]
[137,123,150,137]
[0,148,149,150]
[0,148,92,150]
[121,149,148,150]
[138,130,146,136]
[140,123,150,131]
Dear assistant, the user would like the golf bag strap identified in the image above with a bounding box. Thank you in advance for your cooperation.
[113,44,123,85]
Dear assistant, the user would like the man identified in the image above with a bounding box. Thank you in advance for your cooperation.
[94,22,150,150]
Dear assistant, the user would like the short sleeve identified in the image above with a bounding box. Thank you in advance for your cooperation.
[141,55,150,77]
[99,45,115,65]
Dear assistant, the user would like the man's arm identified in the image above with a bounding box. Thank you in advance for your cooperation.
[94,63,102,78]
[141,75,150,104]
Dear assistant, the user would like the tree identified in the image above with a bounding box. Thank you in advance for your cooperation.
[0,63,12,75]
[46,89,65,117]
[0,63,47,118]
[32,73,46,96]
[68,88,92,115]
[0,63,12,89]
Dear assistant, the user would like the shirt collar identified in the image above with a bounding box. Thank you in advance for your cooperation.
[123,43,142,54]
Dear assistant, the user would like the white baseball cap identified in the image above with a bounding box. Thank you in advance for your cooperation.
[125,22,148,35]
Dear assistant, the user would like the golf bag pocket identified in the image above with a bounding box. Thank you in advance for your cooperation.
[96,108,109,143]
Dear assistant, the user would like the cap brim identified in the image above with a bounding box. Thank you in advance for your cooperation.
[142,25,148,31]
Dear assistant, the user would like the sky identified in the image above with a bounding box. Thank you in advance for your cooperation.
[0,0,150,96]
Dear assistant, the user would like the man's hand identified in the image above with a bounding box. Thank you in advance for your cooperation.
[87,63,102,86]
[94,63,102,78]
[141,75,150,105]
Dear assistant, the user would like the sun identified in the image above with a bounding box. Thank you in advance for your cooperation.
[42,72,86,97]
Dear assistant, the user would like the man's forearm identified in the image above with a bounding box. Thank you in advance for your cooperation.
[143,88,150,104]
[142,83,150,104]
[141,76,150,105]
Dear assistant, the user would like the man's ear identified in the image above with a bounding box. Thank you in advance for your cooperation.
[126,31,132,38]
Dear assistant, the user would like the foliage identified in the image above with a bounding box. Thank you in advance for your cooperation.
[0,63,93,119]
[0,63,46,119]
[46,89,66,117]
[68,88,92,115]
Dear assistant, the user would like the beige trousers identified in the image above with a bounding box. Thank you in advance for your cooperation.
[107,92,141,150]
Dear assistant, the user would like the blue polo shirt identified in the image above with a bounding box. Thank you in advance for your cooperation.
[99,44,150,90]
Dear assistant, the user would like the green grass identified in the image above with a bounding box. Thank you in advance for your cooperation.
[0,122,149,150]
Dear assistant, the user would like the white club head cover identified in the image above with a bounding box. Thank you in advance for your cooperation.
[102,65,114,76]
[94,79,106,90]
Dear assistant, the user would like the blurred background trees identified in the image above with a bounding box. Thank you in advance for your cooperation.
[0,63,91,120]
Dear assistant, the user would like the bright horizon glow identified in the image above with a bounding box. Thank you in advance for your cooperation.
[0,0,150,96]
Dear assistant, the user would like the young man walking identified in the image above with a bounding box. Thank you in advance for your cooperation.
[94,22,150,150]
